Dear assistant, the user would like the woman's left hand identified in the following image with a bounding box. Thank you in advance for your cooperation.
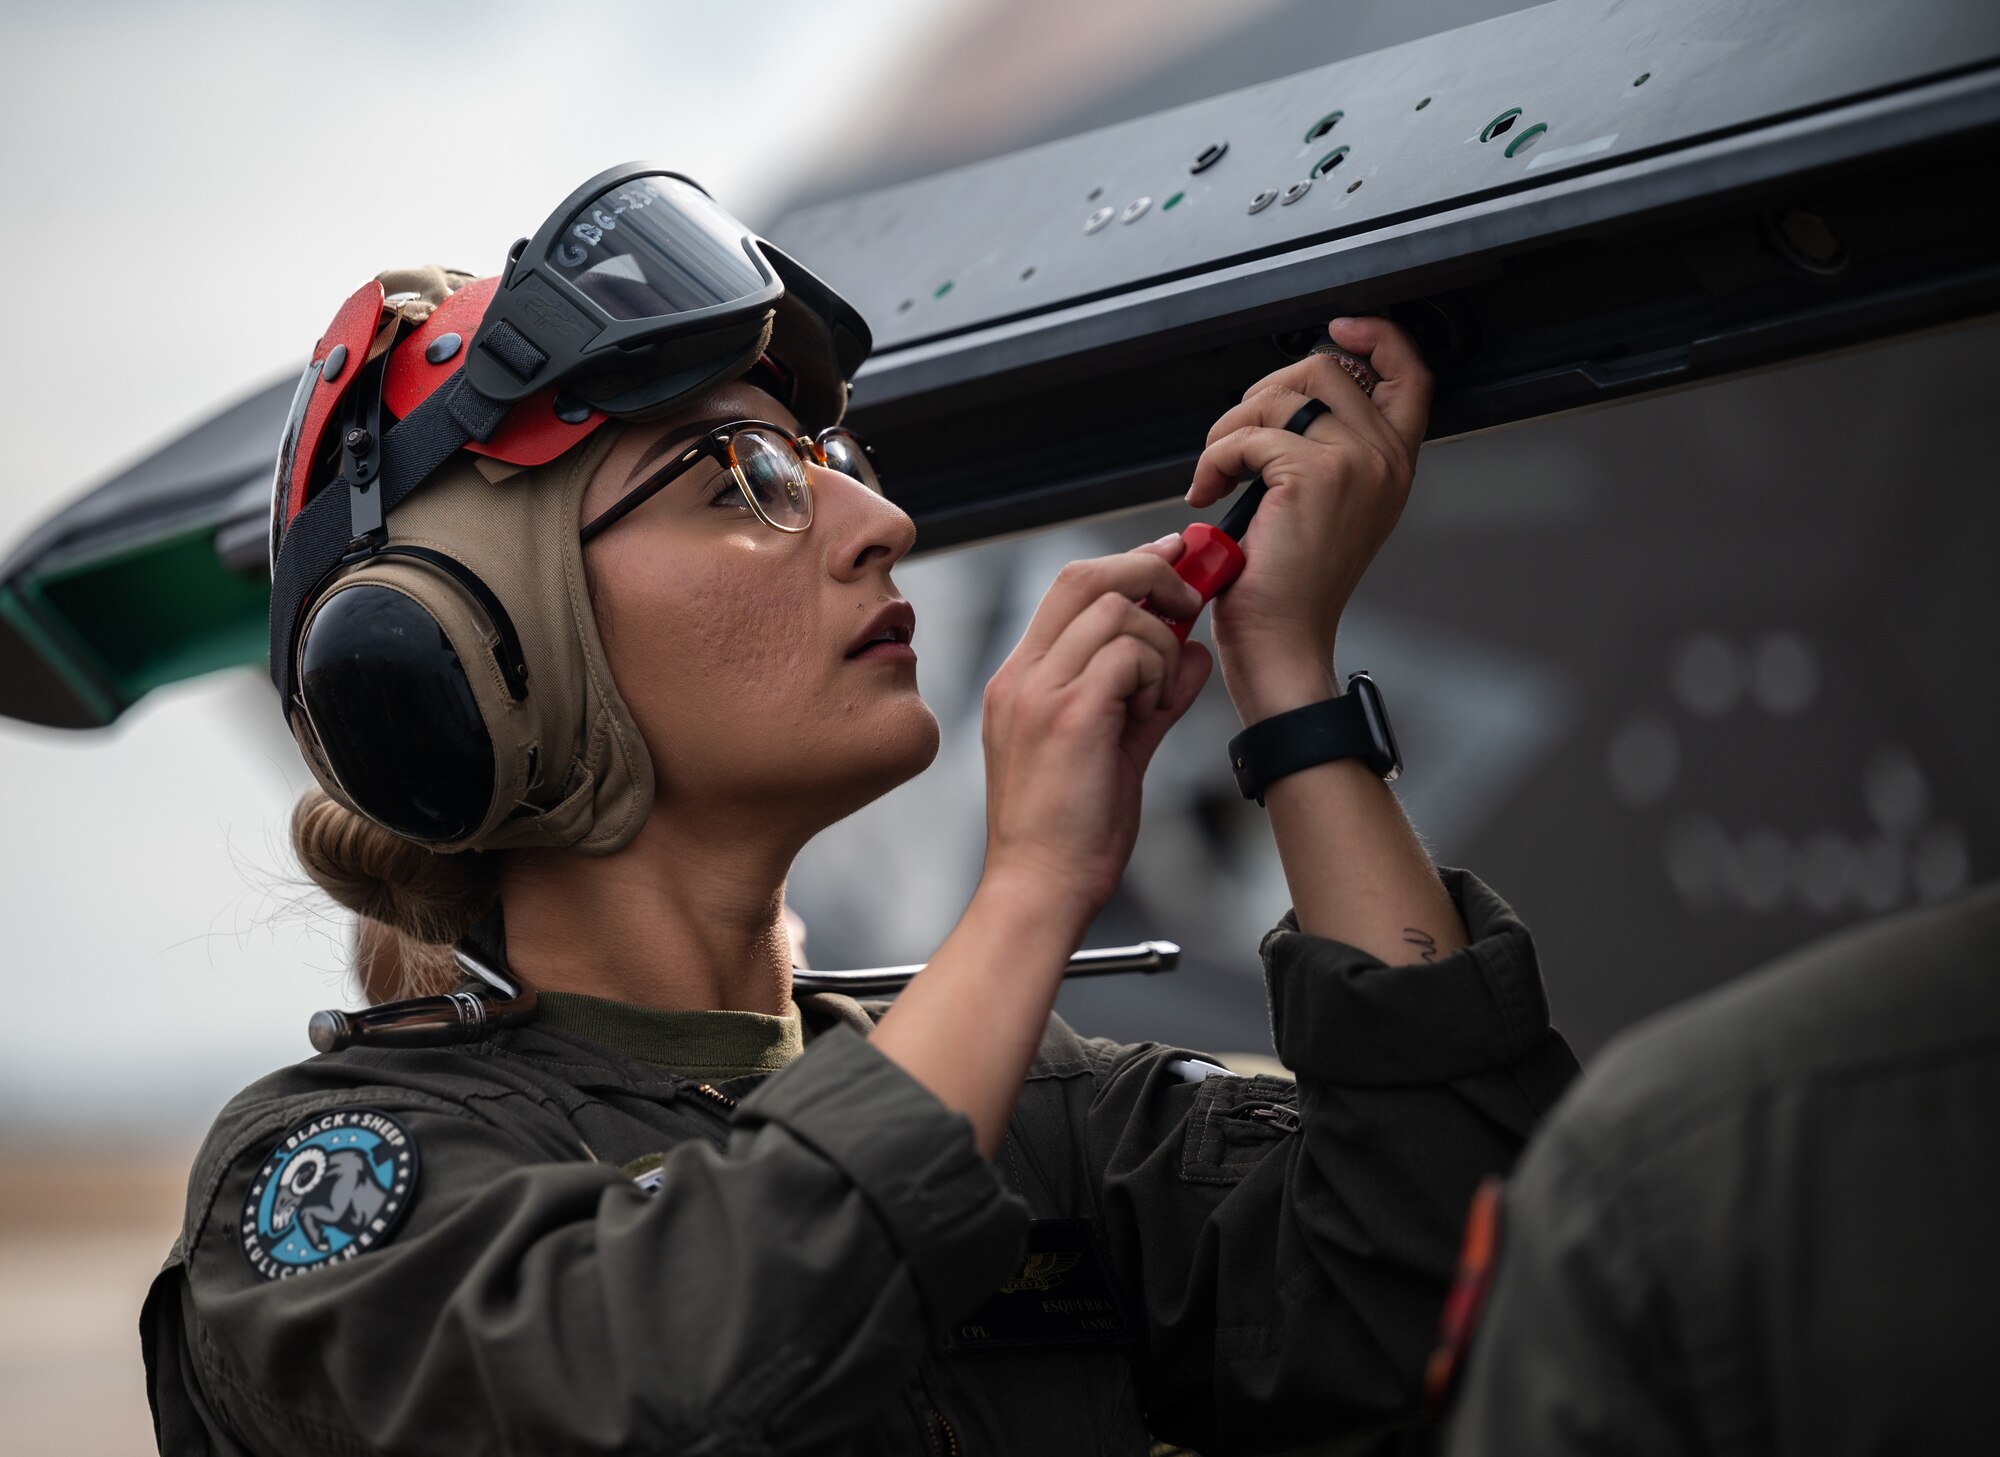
[1185,315,1433,722]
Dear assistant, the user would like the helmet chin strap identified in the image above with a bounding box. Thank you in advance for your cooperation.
[270,363,509,705]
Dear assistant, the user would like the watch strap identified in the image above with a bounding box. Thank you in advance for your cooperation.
[1228,689,1388,804]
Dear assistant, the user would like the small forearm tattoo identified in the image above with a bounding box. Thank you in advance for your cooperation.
[1402,928,1439,963]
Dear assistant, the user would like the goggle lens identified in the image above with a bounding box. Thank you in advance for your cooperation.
[548,174,771,321]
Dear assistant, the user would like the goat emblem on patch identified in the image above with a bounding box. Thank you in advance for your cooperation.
[240,1109,419,1280]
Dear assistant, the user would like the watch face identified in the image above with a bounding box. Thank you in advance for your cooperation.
[1349,672,1402,781]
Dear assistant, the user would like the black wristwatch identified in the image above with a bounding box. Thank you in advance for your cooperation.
[1227,672,1402,805]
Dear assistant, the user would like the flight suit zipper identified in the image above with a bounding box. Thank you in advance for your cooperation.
[682,1083,739,1149]
[918,1403,958,1457]
[906,1367,961,1457]
[691,1082,739,1111]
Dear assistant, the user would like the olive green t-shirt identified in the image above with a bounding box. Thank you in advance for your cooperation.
[532,991,806,1082]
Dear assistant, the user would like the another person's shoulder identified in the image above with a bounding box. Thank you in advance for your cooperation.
[1553,881,2000,1158]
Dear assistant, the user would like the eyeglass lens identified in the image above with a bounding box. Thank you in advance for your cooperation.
[728,428,814,529]
[724,426,885,530]
[819,430,882,493]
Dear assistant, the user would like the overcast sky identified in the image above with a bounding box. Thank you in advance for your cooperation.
[0,0,969,1132]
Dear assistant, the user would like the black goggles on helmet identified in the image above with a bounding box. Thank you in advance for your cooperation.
[466,166,870,414]
[266,162,873,708]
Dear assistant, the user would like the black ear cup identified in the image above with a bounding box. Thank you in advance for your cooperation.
[296,584,497,842]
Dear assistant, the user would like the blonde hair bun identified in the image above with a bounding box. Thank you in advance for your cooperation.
[291,788,499,947]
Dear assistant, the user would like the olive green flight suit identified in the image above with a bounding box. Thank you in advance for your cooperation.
[142,868,1577,1455]
[1442,882,2000,1456]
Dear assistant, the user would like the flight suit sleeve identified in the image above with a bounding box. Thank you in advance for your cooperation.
[1439,1115,1705,1457]
[146,1025,1028,1456]
[1080,867,1580,1455]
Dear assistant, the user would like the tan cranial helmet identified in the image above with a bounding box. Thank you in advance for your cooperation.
[277,214,872,854]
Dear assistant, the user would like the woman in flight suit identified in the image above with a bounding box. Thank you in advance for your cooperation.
[142,221,1578,1452]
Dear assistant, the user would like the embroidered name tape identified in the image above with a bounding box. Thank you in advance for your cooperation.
[949,1219,1133,1352]
[240,1108,419,1281]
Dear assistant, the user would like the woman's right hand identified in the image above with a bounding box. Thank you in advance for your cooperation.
[874,540,1210,1156]
[978,537,1214,925]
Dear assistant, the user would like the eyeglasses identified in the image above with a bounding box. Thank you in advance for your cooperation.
[579,418,883,544]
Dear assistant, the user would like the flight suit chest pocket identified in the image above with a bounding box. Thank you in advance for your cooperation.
[1179,1074,1300,1185]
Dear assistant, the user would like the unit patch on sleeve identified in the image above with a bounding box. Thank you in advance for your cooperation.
[1425,1174,1504,1411]
[240,1108,419,1281]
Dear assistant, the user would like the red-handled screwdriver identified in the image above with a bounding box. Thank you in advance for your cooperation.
[1143,344,1377,642]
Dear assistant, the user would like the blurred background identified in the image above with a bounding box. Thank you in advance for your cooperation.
[2,0,1992,1450]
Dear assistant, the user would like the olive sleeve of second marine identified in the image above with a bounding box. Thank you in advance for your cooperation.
[150,1025,1028,1456]
[1077,866,1581,1455]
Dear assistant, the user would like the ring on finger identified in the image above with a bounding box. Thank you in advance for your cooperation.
[1282,397,1332,435]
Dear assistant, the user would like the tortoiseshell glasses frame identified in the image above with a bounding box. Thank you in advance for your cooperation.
[579,419,883,544]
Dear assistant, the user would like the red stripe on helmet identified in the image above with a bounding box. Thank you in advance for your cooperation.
[285,280,386,528]
[383,276,606,466]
